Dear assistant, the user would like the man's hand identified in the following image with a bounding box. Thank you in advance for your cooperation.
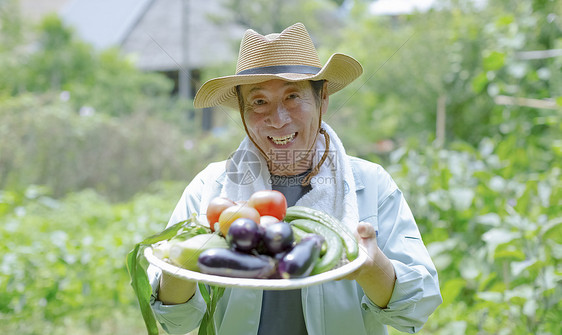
[342,222,379,281]
[342,222,396,308]
[158,271,197,305]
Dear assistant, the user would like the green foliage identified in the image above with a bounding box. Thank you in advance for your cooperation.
[0,14,245,200]
[0,0,23,49]
[0,182,185,334]
[211,0,341,41]
[66,48,173,117]
[0,94,218,200]
[0,14,173,116]
[385,132,561,334]
[198,284,225,335]
[326,0,561,147]
[0,0,560,334]
[0,92,245,201]
[127,217,211,335]
[340,6,562,333]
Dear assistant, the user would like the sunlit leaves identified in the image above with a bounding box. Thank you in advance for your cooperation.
[387,129,561,334]
[0,183,184,333]
[482,51,506,71]
[440,278,466,306]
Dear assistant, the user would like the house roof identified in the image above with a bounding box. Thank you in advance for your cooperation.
[60,0,152,50]
[60,0,244,71]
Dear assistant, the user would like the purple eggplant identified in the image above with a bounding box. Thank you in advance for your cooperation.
[226,218,264,252]
[278,234,324,279]
[263,221,294,254]
[197,248,276,278]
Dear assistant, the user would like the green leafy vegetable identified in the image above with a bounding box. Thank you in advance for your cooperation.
[198,284,225,335]
[126,215,211,335]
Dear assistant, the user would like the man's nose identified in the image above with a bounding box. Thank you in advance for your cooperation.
[267,104,291,128]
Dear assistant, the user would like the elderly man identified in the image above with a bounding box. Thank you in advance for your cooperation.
[149,23,441,334]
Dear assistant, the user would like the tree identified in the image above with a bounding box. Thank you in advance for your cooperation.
[323,0,561,150]
[209,0,343,45]
[0,14,173,116]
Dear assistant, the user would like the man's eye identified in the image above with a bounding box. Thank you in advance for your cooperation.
[253,99,266,105]
[287,93,299,100]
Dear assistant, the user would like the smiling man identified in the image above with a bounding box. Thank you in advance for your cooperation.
[148,23,441,335]
[238,79,327,176]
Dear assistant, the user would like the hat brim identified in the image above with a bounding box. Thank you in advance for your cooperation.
[193,53,363,110]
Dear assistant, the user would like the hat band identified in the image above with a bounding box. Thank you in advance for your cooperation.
[236,65,321,75]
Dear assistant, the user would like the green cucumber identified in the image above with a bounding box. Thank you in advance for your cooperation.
[291,225,327,255]
[291,226,328,256]
[289,219,343,274]
[285,206,358,261]
[291,225,308,243]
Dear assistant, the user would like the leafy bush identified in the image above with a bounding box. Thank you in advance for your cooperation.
[0,12,246,201]
[0,182,185,334]
[385,133,561,334]
[326,0,561,147]
[0,94,244,200]
[0,14,173,117]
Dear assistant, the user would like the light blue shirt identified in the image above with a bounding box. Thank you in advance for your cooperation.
[148,156,442,334]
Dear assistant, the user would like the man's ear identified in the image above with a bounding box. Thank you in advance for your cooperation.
[321,81,329,114]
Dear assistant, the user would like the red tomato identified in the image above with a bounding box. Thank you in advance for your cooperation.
[248,190,287,220]
[218,204,261,236]
[206,197,236,232]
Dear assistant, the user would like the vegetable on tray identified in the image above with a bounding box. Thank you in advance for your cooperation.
[198,248,276,278]
[278,234,323,279]
[285,206,359,261]
[146,192,357,280]
[289,219,343,275]
[169,233,229,271]
[262,221,294,254]
[226,218,264,252]
[126,190,360,335]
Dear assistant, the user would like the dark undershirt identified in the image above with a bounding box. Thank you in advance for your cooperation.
[257,171,312,335]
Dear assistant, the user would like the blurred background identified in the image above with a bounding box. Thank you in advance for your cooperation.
[0,0,560,334]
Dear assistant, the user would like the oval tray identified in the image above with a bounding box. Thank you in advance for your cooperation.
[144,246,368,290]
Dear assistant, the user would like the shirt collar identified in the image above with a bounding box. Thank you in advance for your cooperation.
[351,161,365,191]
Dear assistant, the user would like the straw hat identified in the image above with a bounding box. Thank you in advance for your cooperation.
[193,22,363,109]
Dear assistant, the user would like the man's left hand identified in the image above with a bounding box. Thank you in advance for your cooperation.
[341,221,379,281]
[340,222,396,308]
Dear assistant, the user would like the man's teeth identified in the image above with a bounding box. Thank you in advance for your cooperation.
[269,133,296,145]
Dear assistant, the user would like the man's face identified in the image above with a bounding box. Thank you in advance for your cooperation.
[239,79,328,176]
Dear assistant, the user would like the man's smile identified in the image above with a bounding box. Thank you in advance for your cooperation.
[268,132,297,145]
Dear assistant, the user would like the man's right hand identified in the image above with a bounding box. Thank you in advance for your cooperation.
[158,271,197,305]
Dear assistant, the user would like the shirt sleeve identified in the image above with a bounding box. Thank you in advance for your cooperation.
[362,188,442,333]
